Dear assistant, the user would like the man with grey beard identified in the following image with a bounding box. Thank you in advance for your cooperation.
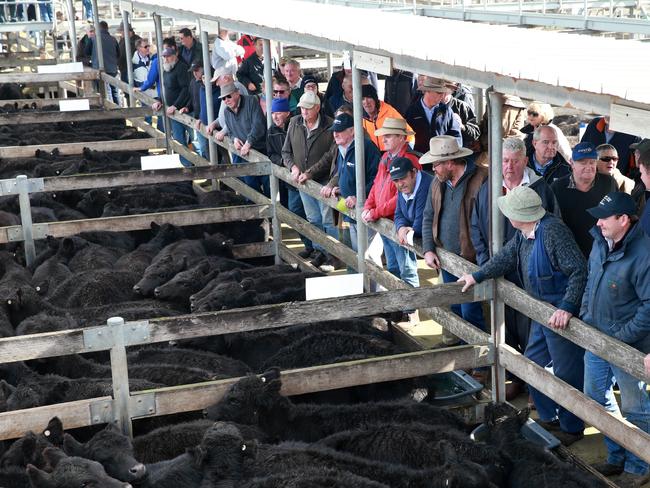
[152,47,192,166]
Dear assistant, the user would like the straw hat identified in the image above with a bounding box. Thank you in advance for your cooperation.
[419,136,473,165]
[374,118,414,137]
[497,186,546,223]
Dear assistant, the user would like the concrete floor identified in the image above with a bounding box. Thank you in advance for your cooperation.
[282,224,648,487]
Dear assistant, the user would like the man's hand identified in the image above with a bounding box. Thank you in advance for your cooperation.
[151,101,162,111]
[397,226,413,245]
[290,165,300,183]
[248,82,256,92]
[424,251,441,270]
[320,186,335,198]
[644,354,650,377]
[195,120,202,131]
[206,121,218,135]
[215,130,226,142]
[457,273,476,292]
[233,138,244,151]
[239,141,251,157]
[179,107,189,114]
[297,172,310,184]
[133,87,141,92]
[361,209,375,223]
[548,310,572,330]
[166,105,177,116]
[345,196,357,209]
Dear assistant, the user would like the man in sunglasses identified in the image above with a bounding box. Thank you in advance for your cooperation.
[596,144,635,194]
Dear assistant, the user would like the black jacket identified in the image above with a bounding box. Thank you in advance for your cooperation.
[237,54,264,95]
[267,122,288,166]
[159,59,191,109]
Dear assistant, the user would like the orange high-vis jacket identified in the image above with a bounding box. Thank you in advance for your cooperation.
[362,101,415,152]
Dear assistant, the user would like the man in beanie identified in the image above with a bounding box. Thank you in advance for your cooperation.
[459,186,587,446]
[267,97,294,210]
[581,192,650,487]
[361,84,414,152]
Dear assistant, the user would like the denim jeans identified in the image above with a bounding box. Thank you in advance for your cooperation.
[287,186,311,249]
[441,269,486,331]
[197,133,209,160]
[82,0,93,19]
[380,235,400,278]
[300,192,335,253]
[232,154,269,197]
[584,350,650,475]
[525,321,585,433]
[171,120,192,167]
[105,74,120,105]
[394,245,419,287]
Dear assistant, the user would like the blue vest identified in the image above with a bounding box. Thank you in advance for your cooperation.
[527,215,569,307]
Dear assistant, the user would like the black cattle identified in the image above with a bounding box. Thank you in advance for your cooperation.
[27,448,132,488]
[241,467,390,488]
[0,417,63,469]
[30,256,71,297]
[127,347,251,378]
[205,368,466,442]
[46,269,141,308]
[64,423,146,483]
[114,223,186,275]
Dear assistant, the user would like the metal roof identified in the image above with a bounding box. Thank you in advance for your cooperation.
[133,0,650,114]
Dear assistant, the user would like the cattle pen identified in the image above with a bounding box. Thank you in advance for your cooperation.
[1,0,650,483]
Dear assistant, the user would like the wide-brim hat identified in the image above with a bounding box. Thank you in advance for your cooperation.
[497,186,546,223]
[419,135,472,165]
[219,82,237,99]
[420,77,455,93]
[374,117,414,137]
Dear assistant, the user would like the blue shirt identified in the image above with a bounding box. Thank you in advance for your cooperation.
[420,98,435,124]
[532,154,548,176]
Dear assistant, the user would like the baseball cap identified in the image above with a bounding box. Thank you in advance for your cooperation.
[572,142,598,162]
[297,91,320,109]
[328,113,354,132]
[389,157,415,180]
[271,97,290,113]
[161,47,176,57]
[587,192,637,219]
[630,139,650,152]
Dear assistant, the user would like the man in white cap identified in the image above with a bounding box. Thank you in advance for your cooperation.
[458,186,587,446]
[420,135,488,341]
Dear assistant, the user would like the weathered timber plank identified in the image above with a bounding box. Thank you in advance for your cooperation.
[0,396,112,441]
[0,71,100,83]
[0,58,57,68]
[0,96,101,108]
[42,163,271,193]
[0,138,164,158]
[149,345,493,417]
[232,241,275,259]
[0,106,154,125]
[279,244,321,273]
[0,283,481,363]
[426,306,492,345]
[499,344,650,464]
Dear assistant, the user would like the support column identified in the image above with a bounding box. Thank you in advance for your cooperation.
[326,52,333,78]
[65,0,78,62]
[153,13,171,154]
[488,90,506,403]
[121,8,135,107]
[200,26,217,166]
[16,175,36,267]
[91,0,104,70]
[351,64,368,283]
[108,317,133,437]
[264,38,281,265]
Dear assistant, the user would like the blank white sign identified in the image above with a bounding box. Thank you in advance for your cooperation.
[37,62,84,74]
[140,154,182,170]
[59,99,90,112]
[306,273,364,301]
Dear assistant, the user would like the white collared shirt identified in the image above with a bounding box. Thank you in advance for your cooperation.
[503,170,531,192]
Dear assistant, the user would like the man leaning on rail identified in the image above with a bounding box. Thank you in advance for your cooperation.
[580,192,650,488]
[458,186,587,447]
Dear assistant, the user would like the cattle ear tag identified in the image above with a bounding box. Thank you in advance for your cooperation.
[44,430,50,437]
[6,300,11,305]
[261,377,266,383]
[241,444,246,451]
[35,286,41,292]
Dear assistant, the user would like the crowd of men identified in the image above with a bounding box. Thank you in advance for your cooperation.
[82,24,650,488]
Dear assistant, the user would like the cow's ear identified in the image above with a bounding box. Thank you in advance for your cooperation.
[27,464,53,487]
[62,433,85,456]
[104,421,120,433]
[43,447,67,468]
[43,417,64,445]
[0,379,15,399]
[21,433,38,458]
[150,222,160,232]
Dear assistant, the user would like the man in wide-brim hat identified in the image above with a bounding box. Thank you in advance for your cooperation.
[420,135,488,345]
[458,185,588,447]
[362,118,422,287]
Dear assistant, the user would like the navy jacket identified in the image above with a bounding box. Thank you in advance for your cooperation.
[581,223,650,352]
[160,58,191,109]
[223,94,267,154]
[394,171,433,237]
[87,29,119,74]
[405,97,462,154]
[581,116,641,176]
[526,151,571,185]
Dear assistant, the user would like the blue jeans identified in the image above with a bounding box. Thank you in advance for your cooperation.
[584,351,650,475]
[525,321,585,433]
[105,74,120,105]
[381,235,400,278]
[300,192,335,253]
[197,133,209,159]
[288,186,311,250]
[232,154,269,197]
[82,0,93,19]
[441,269,486,331]
[395,245,419,288]
[171,120,192,167]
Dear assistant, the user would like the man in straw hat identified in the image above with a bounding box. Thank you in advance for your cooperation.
[458,186,587,446]
[421,135,488,342]
[362,118,421,283]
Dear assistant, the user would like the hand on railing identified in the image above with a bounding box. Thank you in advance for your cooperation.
[151,101,162,111]
[457,273,475,292]
[361,209,376,223]
[425,251,442,271]
[320,185,338,198]
[166,106,177,116]
[547,310,572,330]
[345,196,357,209]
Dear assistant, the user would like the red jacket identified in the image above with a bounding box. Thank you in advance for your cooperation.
[363,145,421,221]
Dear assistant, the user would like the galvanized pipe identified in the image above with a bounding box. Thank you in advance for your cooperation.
[263,39,273,129]
[121,8,135,107]
[65,0,78,62]
[91,0,104,71]
[153,13,171,154]
[264,39,281,264]
[488,89,506,403]
[16,175,35,267]
[200,27,217,165]
[351,64,368,282]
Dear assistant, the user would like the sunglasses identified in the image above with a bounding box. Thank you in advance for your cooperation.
[527,111,539,117]
[273,89,287,94]
[221,94,233,100]
[599,156,619,162]
[143,45,150,48]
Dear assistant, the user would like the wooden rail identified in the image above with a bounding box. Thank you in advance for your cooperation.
[0,70,100,83]
[0,138,165,158]
[0,106,154,125]
[0,96,101,108]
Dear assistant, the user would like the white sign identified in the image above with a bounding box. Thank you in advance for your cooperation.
[140,154,182,170]
[120,0,133,13]
[609,103,650,140]
[306,273,364,301]
[37,62,84,74]
[59,99,90,112]
[353,50,392,76]
[199,17,220,34]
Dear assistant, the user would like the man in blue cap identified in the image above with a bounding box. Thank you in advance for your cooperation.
[582,191,650,488]
[551,141,617,257]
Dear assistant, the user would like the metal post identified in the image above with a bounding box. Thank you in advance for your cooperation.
[200,26,217,165]
[153,13,171,154]
[351,65,368,283]
[326,52,333,78]
[91,0,104,71]
[65,0,78,62]
[583,0,588,18]
[475,87,485,119]
[108,317,133,437]
[487,90,506,404]
[16,175,35,267]
[264,38,281,264]
[110,0,115,18]
[121,8,135,107]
